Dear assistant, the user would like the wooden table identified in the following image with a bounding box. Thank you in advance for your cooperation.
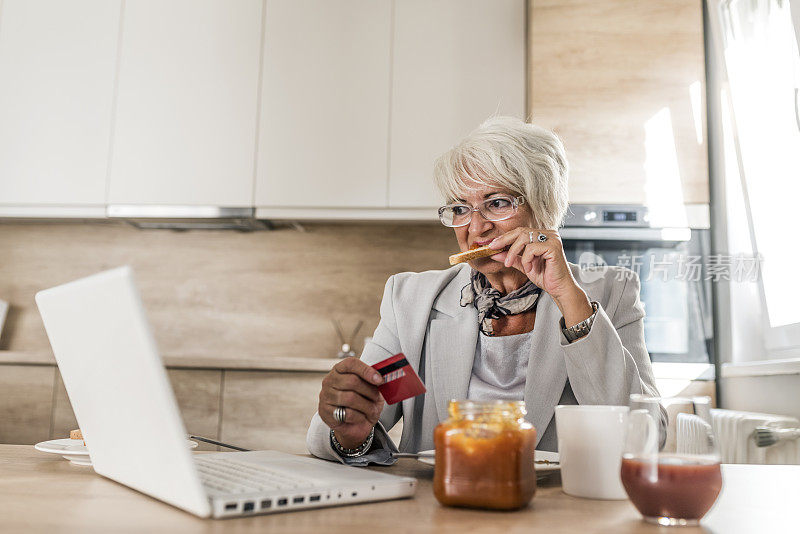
[2,444,796,533]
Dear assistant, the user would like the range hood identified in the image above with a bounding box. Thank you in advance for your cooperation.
[106,205,266,230]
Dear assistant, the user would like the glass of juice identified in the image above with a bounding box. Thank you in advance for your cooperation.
[621,395,723,527]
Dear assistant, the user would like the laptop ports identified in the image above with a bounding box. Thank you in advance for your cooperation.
[309,495,321,502]
[243,502,255,512]
[292,496,305,504]
[277,497,288,507]
[260,499,272,509]
[224,503,237,511]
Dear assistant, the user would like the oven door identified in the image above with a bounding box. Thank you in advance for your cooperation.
[562,229,713,364]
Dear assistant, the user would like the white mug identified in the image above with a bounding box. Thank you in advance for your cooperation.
[555,405,630,500]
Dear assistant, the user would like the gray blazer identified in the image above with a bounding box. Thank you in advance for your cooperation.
[307,263,659,461]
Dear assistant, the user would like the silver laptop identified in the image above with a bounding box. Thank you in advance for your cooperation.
[35,266,416,518]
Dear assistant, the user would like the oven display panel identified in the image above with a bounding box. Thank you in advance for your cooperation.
[603,210,637,222]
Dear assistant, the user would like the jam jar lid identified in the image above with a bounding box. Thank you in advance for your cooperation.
[447,399,527,420]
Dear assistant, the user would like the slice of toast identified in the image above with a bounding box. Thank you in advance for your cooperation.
[449,245,503,265]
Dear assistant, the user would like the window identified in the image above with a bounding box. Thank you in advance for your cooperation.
[712,0,800,353]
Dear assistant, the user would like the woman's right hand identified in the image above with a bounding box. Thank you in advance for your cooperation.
[319,357,385,449]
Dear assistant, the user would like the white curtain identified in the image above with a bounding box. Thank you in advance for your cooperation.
[718,0,800,334]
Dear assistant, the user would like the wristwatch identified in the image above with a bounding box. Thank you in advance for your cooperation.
[560,301,599,342]
[330,427,375,458]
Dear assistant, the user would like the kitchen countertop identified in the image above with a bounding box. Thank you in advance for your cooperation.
[0,351,718,379]
[2,444,798,533]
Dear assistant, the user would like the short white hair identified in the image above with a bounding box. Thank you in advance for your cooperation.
[432,116,569,229]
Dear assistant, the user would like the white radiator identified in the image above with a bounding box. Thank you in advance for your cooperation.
[710,409,800,464]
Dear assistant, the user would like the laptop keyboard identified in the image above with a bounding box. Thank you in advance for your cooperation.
[195,456,313,495]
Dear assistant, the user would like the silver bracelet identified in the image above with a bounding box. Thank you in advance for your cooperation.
[330,427,375,458]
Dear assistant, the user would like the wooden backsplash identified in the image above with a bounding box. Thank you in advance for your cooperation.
[0,221,454,359]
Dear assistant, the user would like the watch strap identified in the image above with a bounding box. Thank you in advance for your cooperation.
[560,301,599,342]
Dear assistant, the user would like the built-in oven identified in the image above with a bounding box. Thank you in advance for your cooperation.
[561,205,713,365]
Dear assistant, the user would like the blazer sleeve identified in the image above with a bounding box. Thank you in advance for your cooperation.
[559,271,659,406]
[306,275,405,462]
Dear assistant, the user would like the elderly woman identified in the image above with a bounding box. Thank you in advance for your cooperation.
[306,116,658,463]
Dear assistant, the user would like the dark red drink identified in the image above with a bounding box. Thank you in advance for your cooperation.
[620,455,722,522]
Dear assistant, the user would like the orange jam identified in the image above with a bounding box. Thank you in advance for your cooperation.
[433,400,537,510]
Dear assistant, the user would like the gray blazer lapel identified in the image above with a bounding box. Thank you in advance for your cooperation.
[429,308,479,423]
[523,294,568,447]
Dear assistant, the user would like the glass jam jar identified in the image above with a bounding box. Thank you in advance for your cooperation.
[433,400,537,510]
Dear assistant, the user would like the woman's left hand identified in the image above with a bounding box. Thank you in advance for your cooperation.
[488,228,592,322]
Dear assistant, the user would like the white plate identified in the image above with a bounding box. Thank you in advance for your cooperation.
[416,449,560,472]
[534,450,560,472]
[34,438,198,466]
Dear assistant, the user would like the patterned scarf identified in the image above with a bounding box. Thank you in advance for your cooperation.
[460,270,543,336]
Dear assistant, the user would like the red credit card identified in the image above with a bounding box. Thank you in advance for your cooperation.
[372,353,426,405]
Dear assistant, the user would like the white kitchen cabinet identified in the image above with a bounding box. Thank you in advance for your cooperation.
[108,0,262,207]
[388,0,526,208]
[0,0,120,210]
[255,0,392,208]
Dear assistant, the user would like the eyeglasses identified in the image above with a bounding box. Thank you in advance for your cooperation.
[438,195,525,227]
